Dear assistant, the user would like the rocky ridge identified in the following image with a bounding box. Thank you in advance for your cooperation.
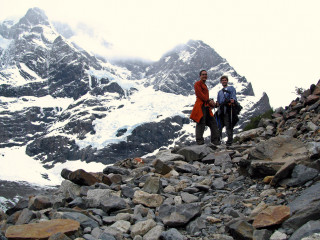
[0,80,320,240]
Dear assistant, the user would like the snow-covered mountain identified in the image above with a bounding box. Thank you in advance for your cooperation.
[0,8,271,186]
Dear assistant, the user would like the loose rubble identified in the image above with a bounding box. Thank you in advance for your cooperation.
[1,81,320,239]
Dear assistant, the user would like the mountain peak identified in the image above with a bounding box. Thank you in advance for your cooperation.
[19,7,49,27]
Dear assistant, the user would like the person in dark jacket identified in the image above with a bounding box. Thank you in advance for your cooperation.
[190,70,220,145]
[216,75,238,146]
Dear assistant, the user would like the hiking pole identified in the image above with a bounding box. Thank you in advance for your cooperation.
[230,103,233,128]
[212,100,222,142]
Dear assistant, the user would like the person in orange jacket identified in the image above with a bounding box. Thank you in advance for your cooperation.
[190,70,220,145]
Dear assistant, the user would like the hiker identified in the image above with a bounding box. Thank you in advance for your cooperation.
[190,70,220,145]
[216,75,240,146]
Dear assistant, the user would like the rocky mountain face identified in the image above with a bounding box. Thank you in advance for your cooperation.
[0,81,320,239]
[1,8,271,169]
[144,39,254,96]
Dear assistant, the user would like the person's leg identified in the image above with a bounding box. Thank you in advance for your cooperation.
[195,106,206,145]
[195,120,205,145]
[207,115,220,145]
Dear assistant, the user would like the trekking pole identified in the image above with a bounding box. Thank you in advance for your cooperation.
[212,100,222,141]
[230,103,233,128]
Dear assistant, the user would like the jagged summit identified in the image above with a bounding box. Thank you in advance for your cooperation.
[20,7,50,27]
[144,39,253,97]
[3,8,50,39]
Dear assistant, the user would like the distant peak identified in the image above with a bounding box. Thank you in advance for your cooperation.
[20,7,49,26]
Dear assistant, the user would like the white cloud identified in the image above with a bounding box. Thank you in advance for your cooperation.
[0,0,320,108]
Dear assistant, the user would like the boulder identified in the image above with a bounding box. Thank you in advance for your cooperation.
[5,219,80,239]
[252,205,290,229]
[158,203,201,227]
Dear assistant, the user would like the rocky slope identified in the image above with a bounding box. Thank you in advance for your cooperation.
[0,80,319,240]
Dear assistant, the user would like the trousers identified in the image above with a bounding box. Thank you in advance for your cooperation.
[195,105,220,145]
[219,111,233,145]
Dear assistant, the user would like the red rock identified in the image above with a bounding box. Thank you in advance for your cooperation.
[252,205,290,229]
[68,169,100,186]
[305,94,320,105]
[5,219,80,239]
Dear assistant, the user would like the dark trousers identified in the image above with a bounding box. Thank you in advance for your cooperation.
[220,112,233,145]
[195,106,220,145]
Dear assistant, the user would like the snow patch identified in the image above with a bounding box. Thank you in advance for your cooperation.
[0,35,12,51]
[0,146,106,186]
[178,50,192,62]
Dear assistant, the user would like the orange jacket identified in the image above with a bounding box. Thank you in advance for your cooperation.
[190,80,214,123]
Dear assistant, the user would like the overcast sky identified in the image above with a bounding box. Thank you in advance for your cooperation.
[1,0,319,108]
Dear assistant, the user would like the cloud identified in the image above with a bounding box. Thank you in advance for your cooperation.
[1,0,320,108]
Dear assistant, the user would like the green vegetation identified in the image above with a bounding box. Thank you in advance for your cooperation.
[293,86,306,97]
[243,109,274,131]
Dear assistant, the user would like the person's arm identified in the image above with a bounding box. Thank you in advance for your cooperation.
[230,86,237,101]
[217,90,223,104]
[194,82,209,102]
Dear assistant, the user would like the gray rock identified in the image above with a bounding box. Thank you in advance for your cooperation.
[301,233,320,240]
[186,215,206,235]
[183,187,199,194]
[110,220,131,233]
[270,231,288,240]
[155,150,185,162]
[86,189,113,208]
[142,176,162,194]
[158,203,201,227]
[121,185,135,199]
[68,197,86,209]
[142,225,164,240]
[16,208,36,225]
[101,227,123,240]
[211,178,226,190]
[160,228,185,240]
[83,234,97,240]
[284,164,319,187]
[248,135,307,161]
[287,181,320,214]
[132,190,163,208]
[103,166,130,175]
[306,121,319,131]
[226,219,254,240]
[306,142,320,159]
[214,152,232,167]
[237,127,265,142]
[175,163,197,174]
[283,201,320,231]
[102,216,117,225]
[289,220,320,240]
[180,192,198,203]
[193,184,210,192]
[58,180,81,199]
[201,153,215,164]
[253,229,272,240]
[99,196,127,213]
[59,212,99,229]
[130,219,157,238]
[177,145,211,162]
[100,232,117,240]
